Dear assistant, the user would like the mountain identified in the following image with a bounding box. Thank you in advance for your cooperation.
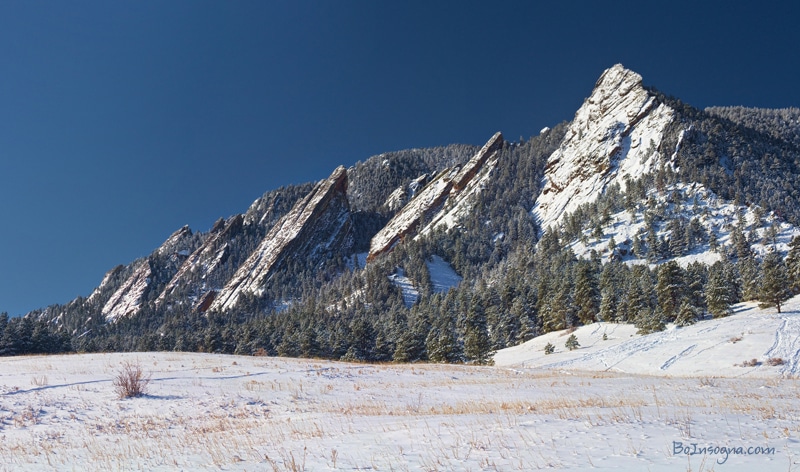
[8,64,800,363]
[533,64,680,230]
[210,166,352,313]
[368,131,504,260]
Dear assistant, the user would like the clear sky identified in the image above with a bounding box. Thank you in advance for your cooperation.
[1,0,799,316]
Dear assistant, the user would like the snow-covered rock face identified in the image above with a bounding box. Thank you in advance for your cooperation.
[100,226,196,322]
[102,262,151,322]
[534,64,678,231]
[368,132,503,260]
[154,214,244,311]
[210,166,352,313]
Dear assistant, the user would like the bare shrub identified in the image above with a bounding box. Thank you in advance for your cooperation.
[739,358,760,367]
[112,361,151,398]
[766,357,785,366]
[699,377,717,387]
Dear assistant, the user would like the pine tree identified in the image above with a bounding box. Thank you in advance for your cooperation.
[709,229,719,252]
[786,235,800,293]
[425,314,461,363]
[573,261,600,325]
[759,253,792,313]
[674,300,698,326]
[706,262,733,318]
[393,321,426,362]
[565,334,580,351]
[635,307,665,334]
[737,256,761,301]
[684,262,708,314]
[656,261,685,322]
[464,295,492,364]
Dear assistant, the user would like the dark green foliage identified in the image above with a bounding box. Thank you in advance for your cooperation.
[565,333,580,351]
[786,235,800,293]
[544,342,555,355]
[675,300,699,326]
[706,261,735,318]
[656,261,685,322]
[758,253,792,313]
[574,260,600,325]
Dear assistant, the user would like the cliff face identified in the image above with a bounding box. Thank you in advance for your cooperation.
[209,166,353,312]
[533,64,681,231]
[368,132,504,260]
[154,214,244,311]
[101,226,196,321]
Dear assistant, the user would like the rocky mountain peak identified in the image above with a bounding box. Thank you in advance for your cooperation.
[533,64,679,231]
[368,132,504,261]
[209,165,352,313]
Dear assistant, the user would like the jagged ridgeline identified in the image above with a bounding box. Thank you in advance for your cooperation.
[7,64,800,361]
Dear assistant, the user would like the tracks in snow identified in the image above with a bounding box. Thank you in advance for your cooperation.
[765,313,800,377]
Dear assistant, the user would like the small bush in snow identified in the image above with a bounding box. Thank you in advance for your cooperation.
[544,343,555,355]
[113,361,151,398]
[565,334,580,351]
[766,357,785,366]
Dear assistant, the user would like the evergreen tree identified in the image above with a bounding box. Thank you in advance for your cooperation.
[706,262,733,318]
[674,300,698,326]
[656,261,685,322]
[464,295,492,364]
[565,333,580,351]
[758,253,792,313]
[573,261,600,325]
[634,307,665,335]
[684,262,708,314]
[392,318,427,362]
[737,256,761,301]
[709,230,719,252]
[425,314,461,363]
[786,235,800,293]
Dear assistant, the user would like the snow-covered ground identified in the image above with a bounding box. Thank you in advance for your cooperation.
[388,267,420,307]
[2,298,800,471]
[426,255,462,294]
[495,295,800,379]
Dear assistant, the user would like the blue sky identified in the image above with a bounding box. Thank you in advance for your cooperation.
[1,0,799,316]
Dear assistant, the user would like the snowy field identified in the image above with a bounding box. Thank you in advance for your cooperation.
[3,300,800,470]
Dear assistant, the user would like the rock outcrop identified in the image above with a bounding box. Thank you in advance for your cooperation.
[101,226,195,321]
[210,166,352,312]
[368,132,504,260]
[154,214,244,311]
[533,64,680,231]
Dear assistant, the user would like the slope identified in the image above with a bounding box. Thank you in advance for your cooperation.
[495,294,800,378]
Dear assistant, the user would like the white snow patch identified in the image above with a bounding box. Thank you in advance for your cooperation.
[388,267,419,307]
[426,255,462,293]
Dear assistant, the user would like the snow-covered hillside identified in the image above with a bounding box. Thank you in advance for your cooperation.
[569,182,800,265]
[495,294,800,378]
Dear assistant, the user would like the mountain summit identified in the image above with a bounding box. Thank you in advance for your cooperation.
[534,64,680,231]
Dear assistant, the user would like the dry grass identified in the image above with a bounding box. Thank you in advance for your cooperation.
[1,353,798,471]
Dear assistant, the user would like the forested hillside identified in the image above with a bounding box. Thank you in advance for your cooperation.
[6,65,800,365]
